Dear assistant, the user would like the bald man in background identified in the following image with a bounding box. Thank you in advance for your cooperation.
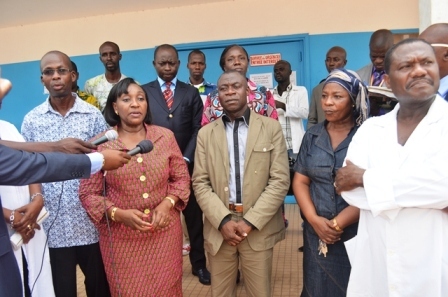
[307,46,347,128]
[419,23,448,101]
[357,29,395,116]
[357,29,394,86]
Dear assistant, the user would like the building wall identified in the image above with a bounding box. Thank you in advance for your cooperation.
[0,0,419,64]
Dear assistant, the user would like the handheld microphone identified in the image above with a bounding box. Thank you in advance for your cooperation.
[128,140,154,156]
[91,130,118,146]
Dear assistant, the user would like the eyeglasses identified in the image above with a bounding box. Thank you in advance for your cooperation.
[41,68,71,76]
[431,43,448,48]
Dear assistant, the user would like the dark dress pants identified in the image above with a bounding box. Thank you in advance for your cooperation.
[49,242,110,297]
[184,163,207,270]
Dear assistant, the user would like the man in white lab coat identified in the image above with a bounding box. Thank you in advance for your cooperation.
[334,38,448,297]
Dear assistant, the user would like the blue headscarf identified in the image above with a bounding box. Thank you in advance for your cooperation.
[324,68,370,126]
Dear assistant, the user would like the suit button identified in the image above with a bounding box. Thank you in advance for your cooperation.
[224,187,229,192]
[140,175,146,182]
[142,193,149,199]
[169,114,173,118]
[144,209,150,214]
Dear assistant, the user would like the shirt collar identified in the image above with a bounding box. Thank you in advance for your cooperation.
[157,76,177,87]
[273,84,293,95]
[372,66,385,75]
[38,93,90,115]
[222,107,251,126]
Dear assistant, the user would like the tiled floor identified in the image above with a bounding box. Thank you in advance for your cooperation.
[77,204,303,297]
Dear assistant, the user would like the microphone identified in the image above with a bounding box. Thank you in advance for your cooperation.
[91,130,118,146]
[128,140,154,156]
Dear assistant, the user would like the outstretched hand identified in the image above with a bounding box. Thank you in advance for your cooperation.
[55,138,96,154]
[101,150,131,171]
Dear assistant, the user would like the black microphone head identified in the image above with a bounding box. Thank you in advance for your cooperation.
[137,140,153,154]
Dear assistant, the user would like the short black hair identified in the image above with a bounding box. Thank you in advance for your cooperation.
[188,49,206,63]
[384,38,433,74]
[99,41,120,53]
[70,61,78,72]
[219,44,249,71]
[103,78,153,126]
[274,60,291,70]
[154,44,179,60]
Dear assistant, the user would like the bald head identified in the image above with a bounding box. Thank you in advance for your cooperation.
[325,46,347,73]
[40,51,71,71]
[419,23,448,44]
[369,29,394,71]
[370,29,394,48]
[419,23,448,78]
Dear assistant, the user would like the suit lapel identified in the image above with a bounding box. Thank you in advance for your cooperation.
[244,113,262,171]
[212,120,230,175]
[148,81,170,113]
[170,82,184,112]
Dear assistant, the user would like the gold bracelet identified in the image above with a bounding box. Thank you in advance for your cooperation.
[164,197,175,209]
[332,218,342,231]
[110,207,118,222]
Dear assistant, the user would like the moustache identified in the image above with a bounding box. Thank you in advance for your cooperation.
[405,78,433,90]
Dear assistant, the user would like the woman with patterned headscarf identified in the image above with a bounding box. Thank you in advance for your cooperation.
[292,69,369,297]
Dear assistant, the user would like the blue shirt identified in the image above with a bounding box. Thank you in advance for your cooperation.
[21,94,109,248]
[189,79,217,104]
[157,76,177,94]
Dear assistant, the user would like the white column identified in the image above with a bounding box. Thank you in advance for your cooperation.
[419,0,448,32]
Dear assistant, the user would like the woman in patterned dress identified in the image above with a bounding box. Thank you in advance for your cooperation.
[79,78,190,297]
[201,44,278,125]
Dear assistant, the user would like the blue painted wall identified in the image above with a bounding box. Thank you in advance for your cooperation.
[0,29,417,130]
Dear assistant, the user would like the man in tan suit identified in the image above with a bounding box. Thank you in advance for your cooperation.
[193,70,290,297]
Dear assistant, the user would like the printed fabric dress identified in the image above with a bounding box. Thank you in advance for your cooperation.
[201,78,278,125]
[79,124,190,297]
[294,122,359,297]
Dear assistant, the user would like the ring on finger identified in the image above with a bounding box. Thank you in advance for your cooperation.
[27,224,32,230]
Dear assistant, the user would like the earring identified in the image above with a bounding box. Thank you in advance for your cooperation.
[115,110,119,115]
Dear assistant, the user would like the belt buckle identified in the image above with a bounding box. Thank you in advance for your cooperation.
[229,203,243,213]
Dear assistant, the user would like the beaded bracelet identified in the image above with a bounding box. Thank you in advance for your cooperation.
[10,210,15,228]
[31,193,44,201]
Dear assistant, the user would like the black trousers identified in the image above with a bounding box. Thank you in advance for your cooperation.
[49,243,110,297]
[184,164,207,271]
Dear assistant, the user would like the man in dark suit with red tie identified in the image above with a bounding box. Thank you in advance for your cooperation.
[141,44,210,285]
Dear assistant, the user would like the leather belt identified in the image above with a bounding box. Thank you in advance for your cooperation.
[229,203,243,213]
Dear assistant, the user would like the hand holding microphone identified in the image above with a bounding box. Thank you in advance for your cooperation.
[101,139,153,171]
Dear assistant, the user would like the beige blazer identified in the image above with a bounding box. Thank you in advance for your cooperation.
[192,111,290,256]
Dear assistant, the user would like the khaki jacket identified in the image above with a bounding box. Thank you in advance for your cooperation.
[192,111,290,255]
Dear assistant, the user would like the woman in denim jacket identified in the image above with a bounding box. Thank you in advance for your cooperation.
[293,69,369,297]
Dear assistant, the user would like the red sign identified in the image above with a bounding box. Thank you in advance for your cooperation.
[250,53,281,66]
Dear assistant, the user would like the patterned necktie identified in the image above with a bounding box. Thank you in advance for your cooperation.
[371,70,385,86]
[163,82,173,109]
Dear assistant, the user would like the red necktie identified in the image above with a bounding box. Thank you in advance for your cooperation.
[163,82,173,109]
